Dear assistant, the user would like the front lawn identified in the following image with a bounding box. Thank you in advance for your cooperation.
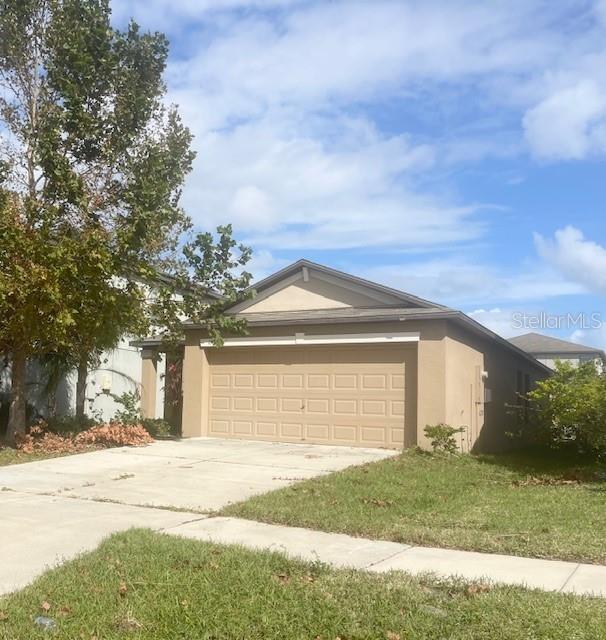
[0,529,604,639]
[0,446,64,467]
[222,449,606,564]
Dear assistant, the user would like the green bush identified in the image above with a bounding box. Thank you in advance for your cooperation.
[111,391,143,425]
[424,423,465,453]
[526,361,606,457]
[44,414,98,434]
[142,418,172,438]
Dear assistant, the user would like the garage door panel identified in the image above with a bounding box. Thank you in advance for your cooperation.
[281,397,303,413]
[233,420,253,435]
[334,374,357,390]
[233,397,254,411]
[308,374,330,389]
[281,423,303,438]
[256,397,278,412]
[209,419,229,434]
[334,399,357,415]
[257,374,278,388]
[306,398,330,414]
[207,345,415,449]
[360,426,387,445]
[211,374,230,388]
[257,422,277,436]
[361,399,387,416]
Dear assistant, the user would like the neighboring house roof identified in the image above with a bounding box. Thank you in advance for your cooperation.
[509,332,605,358]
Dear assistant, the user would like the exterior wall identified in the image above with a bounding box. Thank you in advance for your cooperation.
[443,323,547,452]
[2,338,151,425]
[536,354,603,373]
[444,334,484,453]
[181,330,210,438]
[180,319,547,452]
[415,321,447,449]
[245,279,383,313]
[82,338,148,421]
[181,321,420,445]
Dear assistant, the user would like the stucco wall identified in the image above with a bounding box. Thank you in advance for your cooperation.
[442,322,547,452]
[245,279,388,313]
[179,318,547,452]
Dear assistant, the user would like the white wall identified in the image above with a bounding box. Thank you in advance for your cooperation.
[537,354,603,373]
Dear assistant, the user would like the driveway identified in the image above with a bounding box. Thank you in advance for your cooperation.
[0,438,394,595]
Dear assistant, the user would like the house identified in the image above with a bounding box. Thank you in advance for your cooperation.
[137,260,549,452]
[0,337,146,427]
[509,332,605,372]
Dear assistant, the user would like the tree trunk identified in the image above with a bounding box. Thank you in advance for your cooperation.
[75,356,88,420]
[6,350,27,445]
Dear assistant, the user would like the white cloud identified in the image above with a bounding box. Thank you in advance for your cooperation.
[523,81,606,160]
[108,0,606,264]
[468,308,533,338]
[535,227,606,294]
[181,113,478,250]
[112,0,302,30]
[570,326,606,350]
[360,258,583,308]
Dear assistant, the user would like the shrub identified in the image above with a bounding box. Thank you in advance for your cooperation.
[112,391,143,425]
[44,414,99,434]
[424,423,465,454]
[142,418,173,438]
[526,360,606,457]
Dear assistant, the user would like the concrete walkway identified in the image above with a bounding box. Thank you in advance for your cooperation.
[0,438,394,595]
[2,440,606,599]
[164,516,606,597]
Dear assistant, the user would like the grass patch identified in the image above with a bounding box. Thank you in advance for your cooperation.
[0,446,68,467]
[222,449,606,564]
[0,529,605,639]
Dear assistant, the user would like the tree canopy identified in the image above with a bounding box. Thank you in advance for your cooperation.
[0,0,251,442]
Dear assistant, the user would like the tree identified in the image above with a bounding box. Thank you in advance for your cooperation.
[0,1,250,442]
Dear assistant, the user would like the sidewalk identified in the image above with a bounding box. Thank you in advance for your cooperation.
[164,516,606,597]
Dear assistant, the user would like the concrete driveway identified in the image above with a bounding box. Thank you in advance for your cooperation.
[0,438,394,595]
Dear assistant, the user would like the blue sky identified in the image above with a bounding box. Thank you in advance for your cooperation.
[112,0,606,348]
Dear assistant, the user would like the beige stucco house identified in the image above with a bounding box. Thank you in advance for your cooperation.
[139,260,549,452]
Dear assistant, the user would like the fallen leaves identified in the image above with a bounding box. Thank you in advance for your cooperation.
[465,582,492,597]
[0,610,8,621]
[511,468,605,487]
[41,601,51,612]
[15,420,153,454]
[363,498,394,508]
[118,581,128,597]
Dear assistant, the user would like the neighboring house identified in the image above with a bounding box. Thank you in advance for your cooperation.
[0,275,218,432]
[137,260,549,453]
[509,332,606,372]
[0,337,147,425]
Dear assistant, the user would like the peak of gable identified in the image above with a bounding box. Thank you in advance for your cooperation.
[230,260,442,314]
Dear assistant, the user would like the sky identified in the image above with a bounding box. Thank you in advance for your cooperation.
[112,0,606,348]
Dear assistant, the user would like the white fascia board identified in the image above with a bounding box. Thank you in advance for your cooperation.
[199,332,419,348]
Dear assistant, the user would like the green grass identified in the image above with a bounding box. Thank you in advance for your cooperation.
[0,446,66,467]
[0,529,605,639]
[222,449,606,564]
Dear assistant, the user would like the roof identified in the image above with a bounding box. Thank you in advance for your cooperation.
[242,258,450,311]
[509,332,605,357]
[132,259,550,373]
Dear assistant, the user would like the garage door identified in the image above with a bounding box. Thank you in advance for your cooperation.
[207,345,415,448]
